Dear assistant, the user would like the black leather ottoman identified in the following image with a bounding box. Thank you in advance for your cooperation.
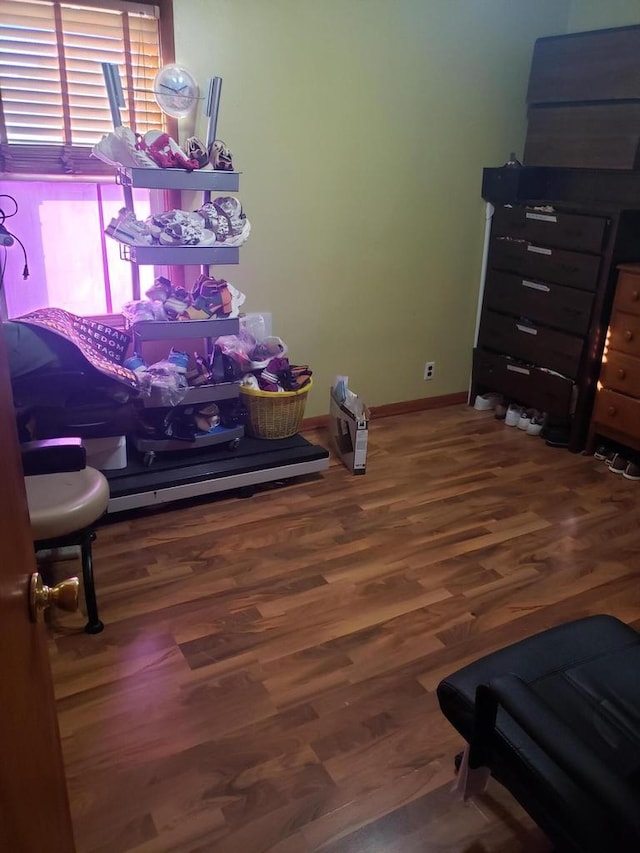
[437,615,640,853]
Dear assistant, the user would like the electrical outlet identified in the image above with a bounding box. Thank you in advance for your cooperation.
[424,361,435,381]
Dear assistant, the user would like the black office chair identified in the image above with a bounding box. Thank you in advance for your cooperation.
[437,615,640,853]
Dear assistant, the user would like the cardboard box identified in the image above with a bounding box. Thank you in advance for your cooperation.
[329,389,369,475]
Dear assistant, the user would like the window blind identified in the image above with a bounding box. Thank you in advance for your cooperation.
[0,0,164,176]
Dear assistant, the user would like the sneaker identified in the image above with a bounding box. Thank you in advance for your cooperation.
[594,444,609,460]
[474,392,502,412]
[167,348,189,373]
[623,461,640,481]
[542,424,570,448]
[494,402,507,420]
[517,413,531,431]
[123,353,147,374]
[210,139,234,171]
[608,453,628,474]
[184,136,209,169]
[526,413,544,436]
[505,404,522,427]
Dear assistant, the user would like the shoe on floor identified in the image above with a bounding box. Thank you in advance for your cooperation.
[505,404,522,427]
[608,453,628,474]
[594,444,609,460]
[543,425,570,448]
[623,461,640,480]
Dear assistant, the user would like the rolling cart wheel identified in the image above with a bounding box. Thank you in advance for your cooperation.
[143,451,156,467]
[228,437,241,451]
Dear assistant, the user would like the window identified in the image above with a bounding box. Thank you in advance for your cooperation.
[0,0,174,318]
[0,0,164,175]
[0,181,154,317]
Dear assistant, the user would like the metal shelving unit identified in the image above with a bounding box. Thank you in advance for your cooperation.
[117,166,240,192]
[119,243,239,266]
[100,63,330,511]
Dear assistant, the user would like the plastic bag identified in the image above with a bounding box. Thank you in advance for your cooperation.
[137,360,188,406]
[216,332,256,373]
[122,299,167,324]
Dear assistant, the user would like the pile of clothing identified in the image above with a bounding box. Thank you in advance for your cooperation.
[123,274,245,323]
[92,126,233,173]
[241,358,312,393]
[105,197,250,249]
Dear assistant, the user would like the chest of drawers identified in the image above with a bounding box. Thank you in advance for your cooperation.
[588,264,640,453]
[473,203,609,449]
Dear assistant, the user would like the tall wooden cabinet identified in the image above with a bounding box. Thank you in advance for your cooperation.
[588,264,640,454]
[473,24,640,451]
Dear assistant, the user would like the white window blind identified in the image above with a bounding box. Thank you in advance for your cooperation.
[0,0,164,175]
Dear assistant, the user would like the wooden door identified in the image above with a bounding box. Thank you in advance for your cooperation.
[0,324,75,852]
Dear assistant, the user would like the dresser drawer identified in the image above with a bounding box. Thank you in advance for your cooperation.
[478,310,583,379]
[489,238,600,291]
[614,268,640,317]
[473,349,573,417]
[484,270,593,336]
[593,388,640,439]
[609,311,640,358]
[492,206,607,253]
[601,351,640,398]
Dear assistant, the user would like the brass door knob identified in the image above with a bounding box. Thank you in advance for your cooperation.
[625,330,634,342]
[617,368,626,379]
[632,290,639,301]
[607,406,617,417]
[29,573,79,622]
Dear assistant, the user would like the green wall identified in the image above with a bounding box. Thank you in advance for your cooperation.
[569,0,640,31]
[173,0,573,416]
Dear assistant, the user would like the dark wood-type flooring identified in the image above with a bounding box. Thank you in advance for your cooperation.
[49,405,640,852]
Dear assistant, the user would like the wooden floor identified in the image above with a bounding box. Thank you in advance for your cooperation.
[49,405,640,853]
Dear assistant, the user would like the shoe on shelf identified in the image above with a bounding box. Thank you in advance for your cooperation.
[608,453,628,474]
[167,348,189,373]
[623,461,640,481]
[505,404,523,427]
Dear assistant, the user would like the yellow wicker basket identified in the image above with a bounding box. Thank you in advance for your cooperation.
[239,379,312,439]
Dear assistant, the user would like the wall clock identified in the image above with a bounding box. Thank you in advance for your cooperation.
[153,64,199,119]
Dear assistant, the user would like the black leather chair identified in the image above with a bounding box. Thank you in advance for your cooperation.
[437,615,640,853]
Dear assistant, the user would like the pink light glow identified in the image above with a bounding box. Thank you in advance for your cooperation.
[0,180,153,318]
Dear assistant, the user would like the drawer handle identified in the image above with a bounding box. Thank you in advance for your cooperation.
[625,330,634,342]
[526,212,557,223]
[516,324,538,335]
[507,364,530,375]
[527,245,552,256]
[607,406,617,417]
[617,368,626,379]
[522,279,550,293]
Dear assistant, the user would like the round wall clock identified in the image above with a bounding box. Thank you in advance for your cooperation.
[153,64,199,119]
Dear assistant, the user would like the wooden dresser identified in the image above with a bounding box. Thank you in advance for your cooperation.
[472,202,611,451]
[589,263,640,453]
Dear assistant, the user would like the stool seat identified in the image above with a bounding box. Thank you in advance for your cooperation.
[26,466,109,541]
